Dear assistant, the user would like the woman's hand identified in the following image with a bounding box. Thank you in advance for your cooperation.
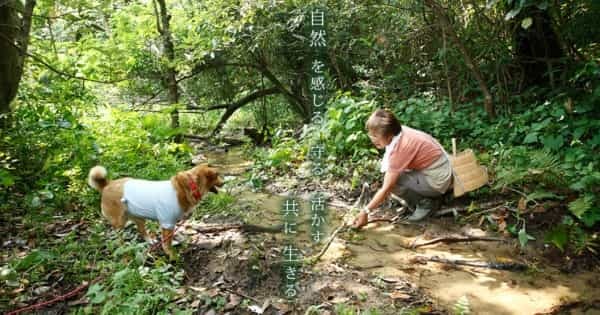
[352,211,368,229]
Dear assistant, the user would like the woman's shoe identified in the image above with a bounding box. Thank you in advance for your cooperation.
[406,198,439,221]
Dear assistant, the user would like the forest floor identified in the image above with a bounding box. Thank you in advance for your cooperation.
[181,144,600,315]
[2,142,599,315]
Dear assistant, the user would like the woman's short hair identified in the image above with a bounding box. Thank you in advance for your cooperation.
[366,109,402,137]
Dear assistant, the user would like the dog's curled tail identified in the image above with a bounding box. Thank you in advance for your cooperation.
[88,165,108,191]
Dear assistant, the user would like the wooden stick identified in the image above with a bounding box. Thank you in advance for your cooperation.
[305,183,373,263]
[188,223,283,234]
[421,255,528,271]
[435,200,506,217]
[411,235,505,248]
[452,138,457,157]
[222,287,260,303]
[305,223,347,263]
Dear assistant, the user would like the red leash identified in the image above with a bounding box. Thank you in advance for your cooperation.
[5,279,98,315]
[5,225,181,315]
[147,225,180,253]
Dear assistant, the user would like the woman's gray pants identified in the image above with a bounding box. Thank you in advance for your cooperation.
[390,154,452,209]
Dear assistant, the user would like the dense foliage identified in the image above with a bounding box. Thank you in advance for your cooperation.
[1,0,599,313]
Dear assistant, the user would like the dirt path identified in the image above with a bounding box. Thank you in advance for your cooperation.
[187,144,600,314]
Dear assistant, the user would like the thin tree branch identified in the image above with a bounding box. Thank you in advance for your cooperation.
[420,255,528,271]
[176,62,258,83]
[411,235,506,249]
[0,32,129,84]
[26,51,129,84]
[132,87,166,107]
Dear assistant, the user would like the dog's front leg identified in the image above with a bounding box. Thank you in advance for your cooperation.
[161,228,176,260]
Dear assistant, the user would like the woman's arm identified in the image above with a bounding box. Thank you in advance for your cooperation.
[365,170,401,211]
[352,170,402,229]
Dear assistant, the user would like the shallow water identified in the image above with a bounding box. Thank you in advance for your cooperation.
[201,145,600,314]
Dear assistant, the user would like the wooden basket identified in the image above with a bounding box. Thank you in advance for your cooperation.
[450,138,488,197]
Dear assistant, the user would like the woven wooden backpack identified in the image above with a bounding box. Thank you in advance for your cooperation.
[450,138,489,197]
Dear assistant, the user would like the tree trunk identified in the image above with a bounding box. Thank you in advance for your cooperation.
[442,23,454,113]
[423,0,495,119]
[155,0,180,131]
[0,0,35,123]
[513,7,564,89]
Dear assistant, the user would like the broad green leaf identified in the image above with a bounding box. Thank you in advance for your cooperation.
[523,132,537,144]
[581,209,600,227]
[113,268,132,283]
[0,169,15,187]
[544,225,568,251]
[568,195,593,219]
[15,250,51,271]
[542,135,564,150]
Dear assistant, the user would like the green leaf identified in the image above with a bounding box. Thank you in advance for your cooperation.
[581,209,600,227]
[544,225,568,251]
[526,190,562,202]
[87,283,107,304]
[572,127,587,140]
[486,0,501,9]
[113,268,132,283]
[523,132,538,144]
[507,224,518,235]
[568,195,593,219]
[346,133,358,143]
[536,1,548,10]
[345,120,356,130]
[542,135,564,150]
[562,216,575,226]
[589,133,600,148]
[0,169,15,187]
[505,7,521,20]
[518,227,535,248]
[15,250,51,271]
[521,17,533,29]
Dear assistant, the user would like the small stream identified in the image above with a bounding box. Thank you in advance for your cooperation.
[196,142,600,315]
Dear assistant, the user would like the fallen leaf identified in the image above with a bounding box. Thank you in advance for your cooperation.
[390,290,411,300]
[381,277,401,283]
[248,304,265,314]
[33,286,51,295]
[272,301,290,313]
[224,294,241,310]
[188,286,208,293]
[498,220,507,232]
[207,288,220,298]
[330,296,350,304]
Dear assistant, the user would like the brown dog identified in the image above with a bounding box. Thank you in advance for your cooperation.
[88,164,223,259]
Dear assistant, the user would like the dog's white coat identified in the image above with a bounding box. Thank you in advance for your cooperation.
[121,179,182,229]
